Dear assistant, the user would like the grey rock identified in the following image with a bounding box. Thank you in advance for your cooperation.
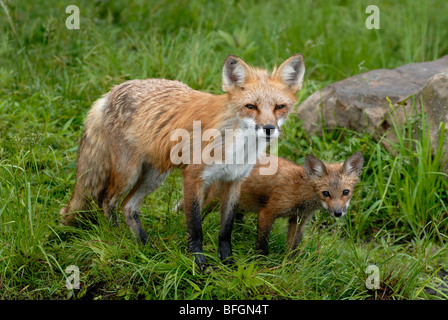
[297,55,448,138]
[415,68,448,173]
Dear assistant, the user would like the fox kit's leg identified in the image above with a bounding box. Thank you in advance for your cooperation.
[286,214,312,253]
[218,181,241,265]
[182,169,207,268]
[121,164,169,245]
[200,183,221,221]
[256,208,277,255]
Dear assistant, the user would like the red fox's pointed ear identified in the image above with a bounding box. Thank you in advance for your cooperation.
[222,55,251,92]
[274,53,305,93]
[342,151,364,177]
[305,154,327,178]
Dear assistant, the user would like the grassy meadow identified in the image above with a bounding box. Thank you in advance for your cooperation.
[1,0,448,300]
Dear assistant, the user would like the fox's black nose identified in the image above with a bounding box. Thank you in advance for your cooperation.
[333,210,343,218]
[263,124,276,136]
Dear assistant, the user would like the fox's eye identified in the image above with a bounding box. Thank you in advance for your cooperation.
[245,104,257,110]
[275,104,286,110]
[342,189,349,196]
[322,191,331,198]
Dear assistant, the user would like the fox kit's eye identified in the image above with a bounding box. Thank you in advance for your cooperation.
[245,104,257,110]
[275,104,286,110]
[322,191,331,198]
[342,189,349,196]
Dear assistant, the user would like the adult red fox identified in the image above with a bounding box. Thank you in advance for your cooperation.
[201,152,364,255]
[60,54,305,269]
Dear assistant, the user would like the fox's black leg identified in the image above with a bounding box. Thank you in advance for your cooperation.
[186,198,208,268]
[218,182,240,265]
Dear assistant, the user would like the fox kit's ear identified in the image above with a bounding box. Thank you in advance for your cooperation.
[305,154,327,178]
[342,151,364,177]
[222,55,251,92]
[274,53,305,93]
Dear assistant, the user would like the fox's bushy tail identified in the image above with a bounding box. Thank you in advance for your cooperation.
[60,96,111,225]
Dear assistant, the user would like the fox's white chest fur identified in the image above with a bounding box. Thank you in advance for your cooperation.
[201,128,267,186]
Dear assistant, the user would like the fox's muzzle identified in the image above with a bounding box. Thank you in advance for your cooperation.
[328,207,347,218]
[333,209,343,218]
[256,124,279,140]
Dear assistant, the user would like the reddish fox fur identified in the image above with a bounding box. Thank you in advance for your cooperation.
[60,54,305,268]
[202,151,364,255]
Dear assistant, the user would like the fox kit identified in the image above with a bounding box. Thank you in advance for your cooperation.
[60,54,305,268]
[202,151,364,255]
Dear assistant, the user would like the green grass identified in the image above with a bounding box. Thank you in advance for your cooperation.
[1,0,448,300]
